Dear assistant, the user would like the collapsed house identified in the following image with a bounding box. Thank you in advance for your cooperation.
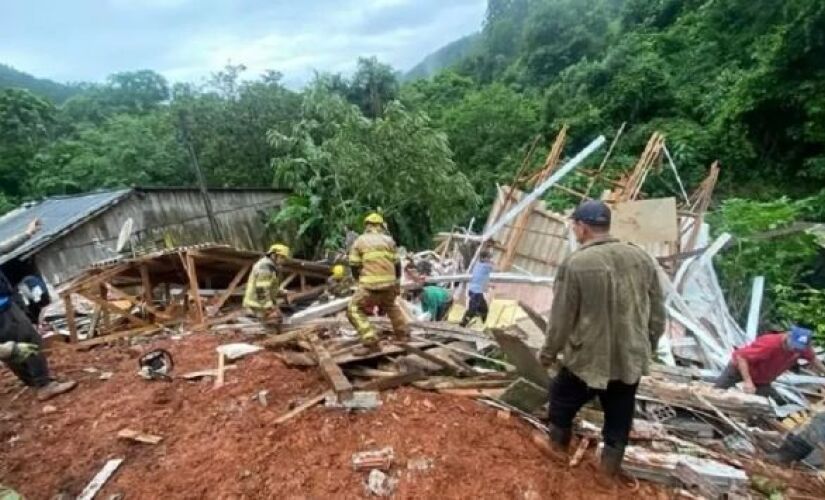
[25,131,825,497]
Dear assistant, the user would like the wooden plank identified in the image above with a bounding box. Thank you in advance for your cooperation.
[312,337,353,399]
[518,301,547,333]
[76,291,151,328]
[139,264,152,303]
[611,198,679,245]
[63,294,78,343]
[215,352,226,388]
[185,253,204,325]
[104,283,174,322]
[398,343,466,375]
[77,458,124,500]
[211,263,251,315]
[279,272,297,290]
[359,371,426,391]
[76,325,161,349]
[273,391,330,425]
[117,428,163,445]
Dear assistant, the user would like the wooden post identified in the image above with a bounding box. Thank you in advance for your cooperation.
[185,252,204,325]
[63,293,78,342]
[99,283,110,332]
[140,264,152,304]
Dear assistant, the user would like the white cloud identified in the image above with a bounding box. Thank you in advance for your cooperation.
[2,0,486,86]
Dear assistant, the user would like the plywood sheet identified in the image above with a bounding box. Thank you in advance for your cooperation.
[612,198,678,246]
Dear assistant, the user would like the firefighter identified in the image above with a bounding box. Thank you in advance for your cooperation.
[347,213,408,347]
[328,264,352,296]
[243,243,289,323]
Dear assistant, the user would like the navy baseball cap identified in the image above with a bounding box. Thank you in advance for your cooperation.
[571,200,611,226]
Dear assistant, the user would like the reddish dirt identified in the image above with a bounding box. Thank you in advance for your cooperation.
[0,333,671,499]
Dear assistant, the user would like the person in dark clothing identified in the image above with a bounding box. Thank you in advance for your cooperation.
[17,274,51,323]
[540,201,665,476]
[0,219,76,401]
[459,250,493,327]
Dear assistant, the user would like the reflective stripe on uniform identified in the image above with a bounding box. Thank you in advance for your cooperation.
[359,274,396,284]
[361,250,396,262]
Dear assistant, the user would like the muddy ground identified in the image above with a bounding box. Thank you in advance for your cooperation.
[2,332,677,499]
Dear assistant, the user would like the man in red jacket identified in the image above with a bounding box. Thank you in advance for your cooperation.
[715,325,825,397]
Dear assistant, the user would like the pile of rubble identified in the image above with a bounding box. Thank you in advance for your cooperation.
[15,129,825,498]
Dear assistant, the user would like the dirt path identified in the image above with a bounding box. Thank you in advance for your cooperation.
[0,333,669,499]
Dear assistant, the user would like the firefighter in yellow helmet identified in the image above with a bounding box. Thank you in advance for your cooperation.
[320,263,353,301]
[347,213,408,346]
[243,243,289,323]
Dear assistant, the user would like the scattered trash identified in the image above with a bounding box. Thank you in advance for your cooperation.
[253,389,269,407]
[99,371,113,380]
[41,405,57,415]
[352,447,394,471]
[365,469,396,497]
[137,349,174,381]
[406,457,433,471]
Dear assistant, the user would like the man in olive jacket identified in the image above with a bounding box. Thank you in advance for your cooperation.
[540,200,666,476]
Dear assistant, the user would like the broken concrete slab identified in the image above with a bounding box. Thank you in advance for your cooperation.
[325,391,382,411]
[498,377,547,413]
[491,329,550,388]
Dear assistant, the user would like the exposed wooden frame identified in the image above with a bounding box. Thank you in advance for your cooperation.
[211,263,251,316]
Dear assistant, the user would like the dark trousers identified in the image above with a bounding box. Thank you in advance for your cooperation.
[548,367,639,449]
[460,292,488,326]
[714,362,778,399]
[0,303,50,387]
[435,299,453,322]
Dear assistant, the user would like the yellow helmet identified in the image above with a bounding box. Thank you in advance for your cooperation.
[331,264,346,279]
[267,243,290,258]
[364,212,384,225]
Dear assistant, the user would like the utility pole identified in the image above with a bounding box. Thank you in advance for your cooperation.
[178,111,223,243]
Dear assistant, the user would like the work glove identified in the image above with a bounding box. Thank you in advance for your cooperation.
[11,342,39,363]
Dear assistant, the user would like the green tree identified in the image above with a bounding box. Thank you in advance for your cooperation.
[347,57,400,118]
[269,87,478,256]
[0,89,55,199]
[30,111,189,195]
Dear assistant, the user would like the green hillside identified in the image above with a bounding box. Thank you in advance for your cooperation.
[0,64,79,103]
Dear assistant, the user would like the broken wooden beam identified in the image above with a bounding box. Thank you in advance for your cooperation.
[117,428,163,445]
[311,337,353,399]
[77,458,124,500]
[274,391,331,425]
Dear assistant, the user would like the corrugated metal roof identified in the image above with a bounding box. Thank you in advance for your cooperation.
[0,189,132,265]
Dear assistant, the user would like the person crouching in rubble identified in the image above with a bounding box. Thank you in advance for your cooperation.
[0,219,76,400]
[539,200,666,476]
[347,212,408,348]
[410,284,453,322]
[714,325,825,398]
[243,243,290,327]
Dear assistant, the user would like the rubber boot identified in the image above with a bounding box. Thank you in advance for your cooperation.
[37,380,77,401]
[548,425,572,451]
[600,444,625,476]
[767,434,814,464]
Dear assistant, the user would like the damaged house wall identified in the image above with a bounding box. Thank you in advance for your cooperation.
[2,188,287,286]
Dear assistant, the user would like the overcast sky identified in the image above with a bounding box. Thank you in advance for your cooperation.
[0,0,486,88]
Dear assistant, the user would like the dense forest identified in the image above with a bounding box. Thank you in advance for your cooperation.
[1,0,824,332]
